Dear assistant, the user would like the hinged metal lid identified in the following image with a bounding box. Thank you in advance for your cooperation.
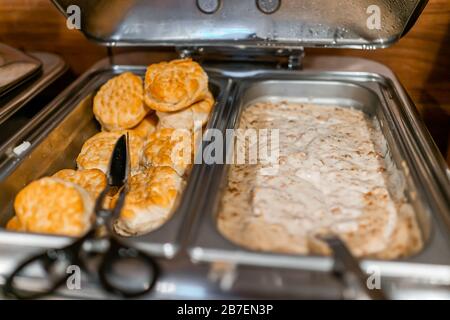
[52,0,427,49]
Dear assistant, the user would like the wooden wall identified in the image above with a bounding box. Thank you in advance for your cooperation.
[0,0,449,163]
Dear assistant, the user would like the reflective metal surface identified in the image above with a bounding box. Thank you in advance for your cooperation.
[51,0,428,49]
[189,74,450,285]
[0,53,448,299]
[0,52,67,125]
[0,44,41,97]
[0,64,230,259]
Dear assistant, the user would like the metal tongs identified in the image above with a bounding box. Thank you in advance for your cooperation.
[4,134,159,299]
[320,235,386,300]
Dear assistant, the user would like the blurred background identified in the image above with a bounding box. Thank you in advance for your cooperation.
[0,0,448,164]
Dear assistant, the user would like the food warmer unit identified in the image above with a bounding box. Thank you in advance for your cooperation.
[0,44,68,152]
[0,0,449,299]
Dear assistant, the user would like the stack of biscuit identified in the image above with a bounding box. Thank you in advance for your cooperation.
[6,58,214,237]
[144,58,214,131]
[115,58,214,236]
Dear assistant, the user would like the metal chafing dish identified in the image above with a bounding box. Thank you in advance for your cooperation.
[0,58,231,257]
[1,0,449,299]
[0,44,42,98]
[190,66,450,281]
[0,45,68,149]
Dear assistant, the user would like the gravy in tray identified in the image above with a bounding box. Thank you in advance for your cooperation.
[217,101,423,259]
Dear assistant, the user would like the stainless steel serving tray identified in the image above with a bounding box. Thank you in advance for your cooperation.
[0,55,448,299]
[0,61,231,259]
[189,65,450,285]
[0,44,42,98]
[0,52,67,138]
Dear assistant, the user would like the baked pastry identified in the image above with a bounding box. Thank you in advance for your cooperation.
[142,128,193,177]
[11,177,94,236]
[52,168,107,199]
[144,58,209,112]
[6,216,24,232]
[77,131,144,175]
[93,72,148,131]
[114,166,184,236]
[130,113,158,140]
[156,91,215,130]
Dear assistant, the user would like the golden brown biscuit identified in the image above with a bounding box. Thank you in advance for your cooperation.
[130,113,158,140]
[142,128,193,177]
[53,168,107,199]
[144,59,208,112]
[13,177,94,236]
[114,166,184,236]
[93,72,148,131]
[6,216,24,232]
[77,131,144,175]
[156,91,215,130]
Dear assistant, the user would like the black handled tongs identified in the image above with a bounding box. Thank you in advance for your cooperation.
[4,134,159,299]
[320,235,387,300]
